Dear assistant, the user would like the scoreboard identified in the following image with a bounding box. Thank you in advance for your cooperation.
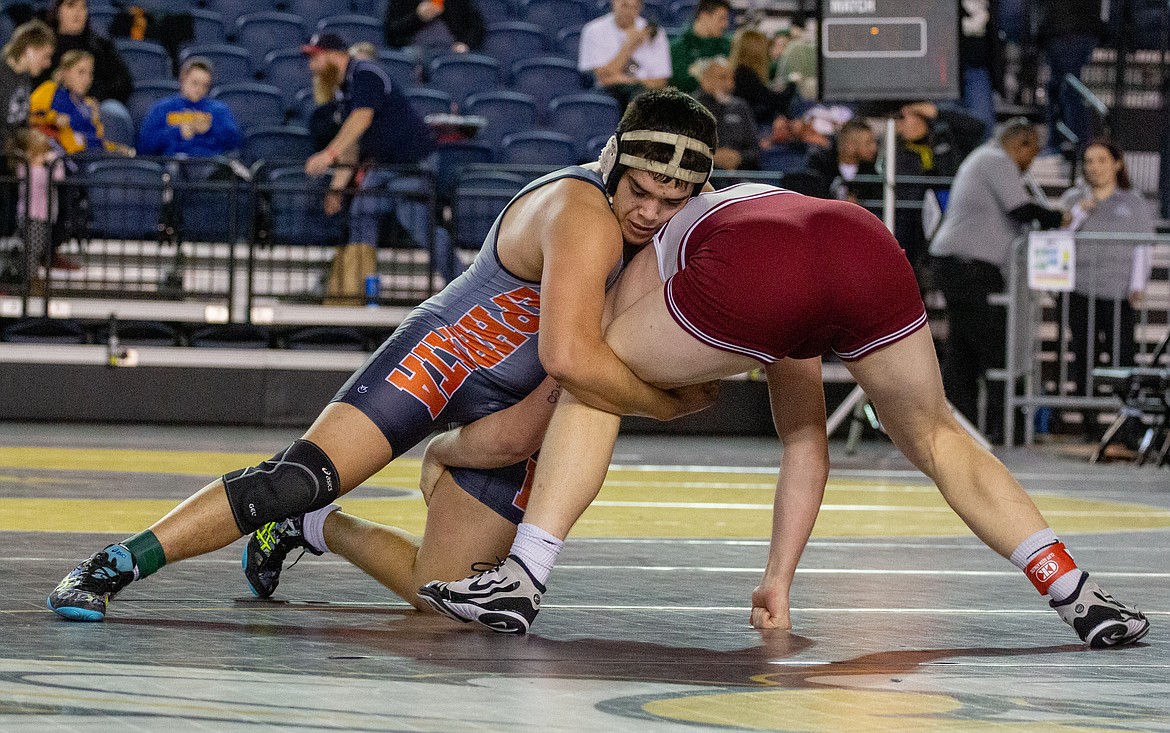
[819,0,959,101]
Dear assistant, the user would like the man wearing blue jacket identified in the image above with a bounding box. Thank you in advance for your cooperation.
[137,57,241,157]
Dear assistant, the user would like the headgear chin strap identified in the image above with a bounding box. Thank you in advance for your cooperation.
[599,129,714,194]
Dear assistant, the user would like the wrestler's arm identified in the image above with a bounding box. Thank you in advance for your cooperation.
[419,378,561,503]
[537,190,696,420]
[751,356,830,630]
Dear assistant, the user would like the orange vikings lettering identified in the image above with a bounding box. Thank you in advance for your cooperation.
[512,457,538,511]
[386,287,542,418]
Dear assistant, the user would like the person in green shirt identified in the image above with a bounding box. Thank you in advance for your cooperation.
[669,0,730,93]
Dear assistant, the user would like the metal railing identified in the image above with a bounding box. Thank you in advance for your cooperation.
[1003,230,1170,445]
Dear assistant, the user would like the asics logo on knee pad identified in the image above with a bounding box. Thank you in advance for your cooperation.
[223,439,340,534]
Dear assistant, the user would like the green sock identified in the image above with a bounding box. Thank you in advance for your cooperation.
[122,530,166,579]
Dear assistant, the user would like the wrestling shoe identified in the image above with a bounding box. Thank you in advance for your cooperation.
[1051,573,1150,648]
[417,554,544,634]
[47,545,136,622]
[242,515,321,599]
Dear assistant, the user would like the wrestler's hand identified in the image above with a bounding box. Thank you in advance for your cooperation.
[661,380,719,420]
[419,438,447,506]
[750,580,793,630]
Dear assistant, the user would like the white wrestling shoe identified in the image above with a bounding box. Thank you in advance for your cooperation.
[417,554,544,634]
[1051,573,1149,648]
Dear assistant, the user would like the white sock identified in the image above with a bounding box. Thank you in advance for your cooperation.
[1008,528,1084,602]
[509,522,563,586]
[301,504,341,554]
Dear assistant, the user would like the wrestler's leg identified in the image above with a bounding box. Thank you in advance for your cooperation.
[842,327,1046,557]
[49,402,395,621]
[153,402,394,563]
[323,469,517,611]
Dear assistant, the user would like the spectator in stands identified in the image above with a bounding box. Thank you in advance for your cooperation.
[959,0,999,136]
[302,33,450,304]
[36,0,132,104]
[1,20,55,245]
[690,56,757,170]
[729,27,792,127]
[307,43,378,153]
[891,101,986,271]
[669,0,731,94]
[30,49,133,156]
[578,0,670,111]
[384,0,485,53]
[137,57,241,158]
[11,127,64,283]
[758,114,825,174]
[1037,0,1103,154]
[1057,139,1155,412]
[929,119,1065,442]
[774,17,816,101]
[803,118,880,203]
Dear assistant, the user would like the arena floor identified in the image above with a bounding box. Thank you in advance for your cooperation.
[1,421,1167,732]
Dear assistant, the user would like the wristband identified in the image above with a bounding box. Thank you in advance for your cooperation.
[1024,541,1077,595]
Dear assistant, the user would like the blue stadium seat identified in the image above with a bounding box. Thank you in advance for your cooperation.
[520,0,592,42]
[510,57,584,123]
[98,99,135,149]
[212,82,286,131]
[243,125,316,166]
[87,6,117,36]
[190,324,271,348]
[427,54,503,109]
[463,90,537,150]
[127,80,180,129]
[669,0,696,25]
[452,171,527,249]
[435,141,495,202]
[204,0,278,30]
[82,159,166,240]
[405,88,454,118]
[317,14,383,47]
[235,12,308,70]
[377,50,420,91]
[555,25,582,63]
[476,0,517,20]
[583,132,609,163]
[265,166,345,246]
[285,0,333,26]
[349,0,382,15]
[116,39,172,81]
[290,87,318,123]
[190,9,227,46]
[481,22,547,79]
[548,92,620,156]
[171,159,253,243]
[180,45,253,84]
[499,130,578,165]
[1,318,87,344]
[263,48,310,108]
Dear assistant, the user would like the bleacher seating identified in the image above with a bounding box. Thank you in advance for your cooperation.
[235,12,308,70]
[180,44,254,84]
[406,87,454,118]
[452,171,527,249]
[82,159,166,241]
[510,57,584,123]
[212,82,287,131]
[203,0,279,30]
[378,49,420,90]
[499,130,578,166]
[263,166,345,246]
[285,0,333,26]
[262,48,308,108]
[190,9,228,46]
[555,26,582,63]
[243,125,316,165]
[99,100,135,149]
[428,54,504,109]
[116,39,173,81]
[317,14,384,47]
[127,80,180,130]
[548,93,621,157]
[520,0,591,42]
[464,91,538,150]
[481,22,548,76]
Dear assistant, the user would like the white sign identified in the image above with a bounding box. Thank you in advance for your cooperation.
[1027,230,1076,292]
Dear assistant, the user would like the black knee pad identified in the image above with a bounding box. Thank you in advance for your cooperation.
[223,439,340,534]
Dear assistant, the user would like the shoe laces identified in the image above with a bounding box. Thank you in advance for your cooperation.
[72,552,130,594]
[469,556,508,575]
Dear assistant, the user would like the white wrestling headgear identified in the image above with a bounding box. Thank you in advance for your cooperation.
[598,129,714,195]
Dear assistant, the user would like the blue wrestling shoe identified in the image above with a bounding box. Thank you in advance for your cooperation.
[417,554,544,634]
[47,545,136,621]
[242,515,321,599]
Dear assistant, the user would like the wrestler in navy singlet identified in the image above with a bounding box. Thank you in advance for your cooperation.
[653,184,927,362]
[332,166,615,523]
